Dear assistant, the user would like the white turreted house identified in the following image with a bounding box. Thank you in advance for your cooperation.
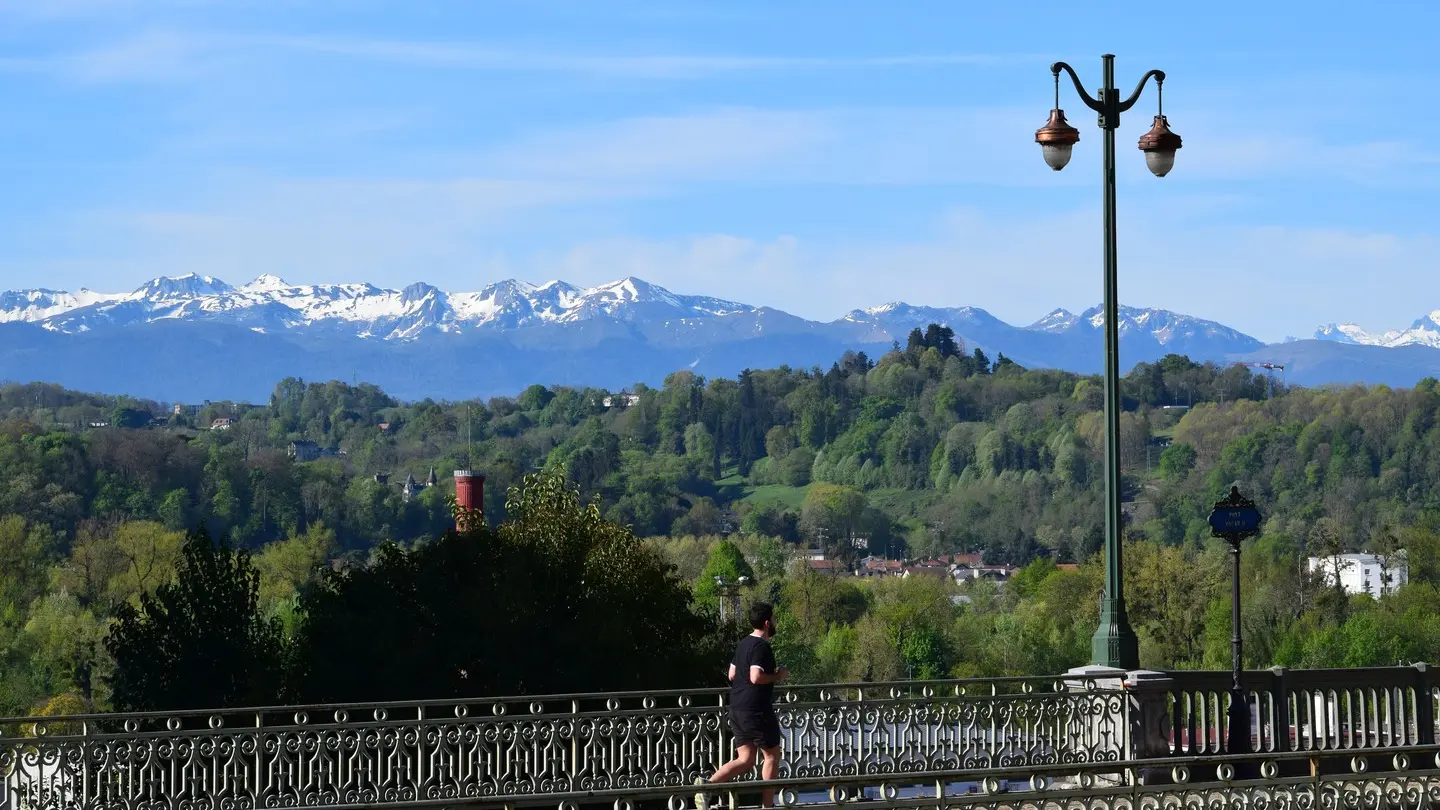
[1306,552,1408,597]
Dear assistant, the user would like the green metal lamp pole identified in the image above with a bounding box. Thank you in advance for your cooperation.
[1036,54,1183,670]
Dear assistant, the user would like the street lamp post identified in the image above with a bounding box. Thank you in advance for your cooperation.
[1036,54,1182,671]
[1208,486,1263,755]
[714,575,750,624]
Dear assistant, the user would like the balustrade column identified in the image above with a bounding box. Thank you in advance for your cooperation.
[1125,670,1174,760]
[1415,662,1435,746]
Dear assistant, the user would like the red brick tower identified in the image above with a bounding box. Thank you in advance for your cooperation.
[454,470,485,531]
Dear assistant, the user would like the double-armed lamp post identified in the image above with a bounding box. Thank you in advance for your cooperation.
[714,575,749,624]
[1036,55,1183,670]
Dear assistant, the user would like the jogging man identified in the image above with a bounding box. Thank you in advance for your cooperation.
[697,602,788,809]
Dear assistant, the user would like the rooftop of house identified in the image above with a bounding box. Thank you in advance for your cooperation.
[1309,552,1406,564]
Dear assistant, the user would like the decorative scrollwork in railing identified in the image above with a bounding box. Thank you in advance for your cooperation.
[418,744,1440,810]
[0,676,1127,810]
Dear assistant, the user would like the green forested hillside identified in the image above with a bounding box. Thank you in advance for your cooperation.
[4,326,1440,714]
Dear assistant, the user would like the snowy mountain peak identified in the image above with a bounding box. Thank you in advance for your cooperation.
[1029,308,1079,332]
[133,274,232,300]
[854,302,991,321]
[1314,323,1377,345]
[586,277,682,308]
[244,274,290,291]
[400,282,440,304]
[1047,304,1263,350]
[1315,311,1440,349]
[861,302,906,317]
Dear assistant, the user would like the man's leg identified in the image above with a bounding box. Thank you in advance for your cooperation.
[710,743,758,783]
[758,746,782,808]
[697,743,757,809]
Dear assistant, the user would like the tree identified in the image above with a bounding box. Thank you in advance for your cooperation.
[672,497,724,537]
[518,384,556,412]
[111,521,185,605]
[972,348,991,375]
[105,525,286,711]
[780,448,816,486]
[923,324,960,359]
[799,484,868,556]
[158,488,192,530]
[694,540,756,606]
[23,591,108,704]
[1158,442,1198,481]
[291,470,724,702]
[0,515,55,612]
[765,426,797,460]
[684,422,715,461]
[253,523,337,617]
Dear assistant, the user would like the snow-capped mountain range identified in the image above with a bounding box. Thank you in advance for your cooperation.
[1,273,1437,401]
[0,274,758,340]
[1313,312,1440,350]
[0,273,1265,352]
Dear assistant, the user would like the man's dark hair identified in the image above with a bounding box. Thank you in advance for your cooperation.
[749,602,774,631]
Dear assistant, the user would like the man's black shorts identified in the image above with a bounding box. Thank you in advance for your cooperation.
[729,709,781,750]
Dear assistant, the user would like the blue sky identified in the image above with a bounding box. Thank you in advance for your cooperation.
[0,0,1437,343]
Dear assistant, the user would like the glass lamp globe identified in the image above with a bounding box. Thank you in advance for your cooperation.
[1035,109,1080,172]
[1138,115,1183,178]
[1144,149,1176,177]
[1041,143,1075,171]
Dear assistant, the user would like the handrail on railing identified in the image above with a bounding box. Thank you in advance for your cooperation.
[0,672,1129,726]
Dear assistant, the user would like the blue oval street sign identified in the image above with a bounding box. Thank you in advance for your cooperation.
[1208,506,1261,535]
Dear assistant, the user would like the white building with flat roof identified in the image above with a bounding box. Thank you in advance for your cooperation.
[1307,552,1408,597]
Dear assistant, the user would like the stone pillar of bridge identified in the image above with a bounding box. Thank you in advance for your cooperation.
[1124,670,1174,760]
[1063,666,1173,775]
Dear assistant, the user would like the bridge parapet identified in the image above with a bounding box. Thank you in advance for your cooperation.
[1,666,1434,810]
[0,675,1125,810]
[492,745,1440,810]
[1167,664,1436,755]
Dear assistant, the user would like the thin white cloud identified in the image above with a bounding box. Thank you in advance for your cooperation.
[0,27,1033,84]
[481,109,832,182]
[0,29,227,82]
[254,35,1035,78]
[63,29,213,82]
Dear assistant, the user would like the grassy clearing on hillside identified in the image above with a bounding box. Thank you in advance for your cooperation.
[740,484,811,511]
[867,488,941,518]
[736,485,938,518]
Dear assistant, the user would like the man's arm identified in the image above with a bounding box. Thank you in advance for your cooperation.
[728,663,736,682]
[748,665,789,685]
[749,643,788,684]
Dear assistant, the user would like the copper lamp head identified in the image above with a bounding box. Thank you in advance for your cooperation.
[1035,108,1080,171]
[1137,114,1183,177]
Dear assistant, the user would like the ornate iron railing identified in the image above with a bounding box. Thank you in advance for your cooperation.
[5,666,1436,810]
[0,676,1127,810]
[1163,664,1439,755]
[10,738,1440,810]
[491,745,1440,810]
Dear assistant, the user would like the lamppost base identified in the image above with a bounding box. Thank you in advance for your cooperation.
[1227,688,1253,756]
[1090,598,1140,670]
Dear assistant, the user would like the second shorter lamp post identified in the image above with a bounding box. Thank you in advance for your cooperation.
[714,575,750,624]
[1208,486,1263,755]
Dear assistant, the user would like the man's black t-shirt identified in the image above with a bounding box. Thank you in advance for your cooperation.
[730,634,777,713]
